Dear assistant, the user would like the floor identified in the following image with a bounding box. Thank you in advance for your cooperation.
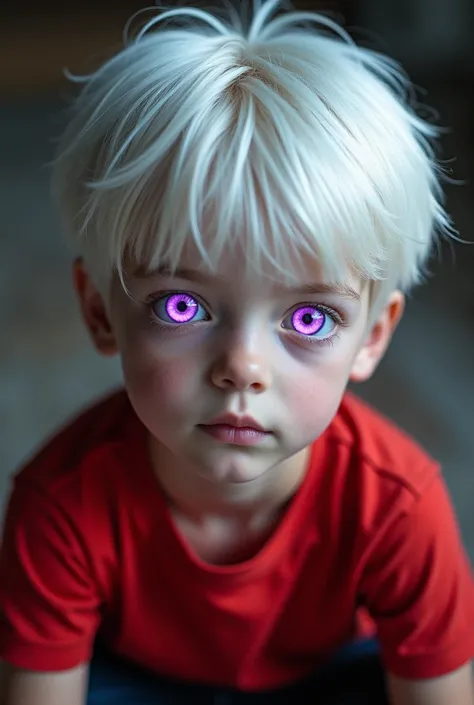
[1,83,473,559]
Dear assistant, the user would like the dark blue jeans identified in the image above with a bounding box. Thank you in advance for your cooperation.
[87,639,388,704]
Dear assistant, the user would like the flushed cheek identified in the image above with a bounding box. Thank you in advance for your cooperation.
[120,340,201,429]
[280,359,352,441]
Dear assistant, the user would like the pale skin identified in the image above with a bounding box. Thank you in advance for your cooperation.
[1,251,472,705]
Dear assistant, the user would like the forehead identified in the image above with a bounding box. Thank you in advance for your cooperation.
[128,237,364,300]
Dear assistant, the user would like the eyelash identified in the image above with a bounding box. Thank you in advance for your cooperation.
[293,304,343,347]
[145,292,346,346]
[145,291,211,334]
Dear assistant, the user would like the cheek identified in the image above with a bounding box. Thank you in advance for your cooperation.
[284,374,342,427]
[280,349,357,436]
[118,330,199,417]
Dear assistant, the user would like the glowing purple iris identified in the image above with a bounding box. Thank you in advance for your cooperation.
[291,306,325,336]
[165,293,199,323]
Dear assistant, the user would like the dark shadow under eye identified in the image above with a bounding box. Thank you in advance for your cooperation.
[153,293,208,324]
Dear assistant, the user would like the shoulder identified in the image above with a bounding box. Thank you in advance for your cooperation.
[11,388,139,510]
[2,389,144,605]
[313,395,474,679]
[0,392,139,672]
[309,393,441,539]
[326,391,440,498]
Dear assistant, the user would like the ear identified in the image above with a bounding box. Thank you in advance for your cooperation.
[72,259,118,357]
[350,290,404,383]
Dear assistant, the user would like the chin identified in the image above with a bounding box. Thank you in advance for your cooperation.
[198,457,271,485]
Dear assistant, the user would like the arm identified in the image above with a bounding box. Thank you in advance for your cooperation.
[0,482,101,678]
[359,473,474,691]
[387,662,474,705]
[0,663,89,705]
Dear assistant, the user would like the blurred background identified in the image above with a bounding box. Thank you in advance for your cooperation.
[1,1,473,554]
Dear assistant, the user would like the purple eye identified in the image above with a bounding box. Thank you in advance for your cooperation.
[283,305,337,339]
[165,293,198,323]
[292,307,325,335]
[152,292,208,325]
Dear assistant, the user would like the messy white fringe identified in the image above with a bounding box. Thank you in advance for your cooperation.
[52,0,454,307]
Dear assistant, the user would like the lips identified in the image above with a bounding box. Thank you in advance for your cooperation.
[198,413,270,447]
[203,413,267,433]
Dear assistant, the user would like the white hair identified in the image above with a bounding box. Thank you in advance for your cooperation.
[52,0,453,308]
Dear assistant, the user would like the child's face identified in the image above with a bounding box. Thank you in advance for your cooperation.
[75,246,403,486]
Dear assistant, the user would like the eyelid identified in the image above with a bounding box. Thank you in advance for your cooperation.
[285,301,345,324]
[281,302,346,346]
[146,290,212,326]
[146,290,212,312]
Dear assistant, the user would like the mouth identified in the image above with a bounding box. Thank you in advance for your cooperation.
[203,413,267,433]
[198,413,271,447]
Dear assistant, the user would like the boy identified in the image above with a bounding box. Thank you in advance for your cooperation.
[0,1,473,703]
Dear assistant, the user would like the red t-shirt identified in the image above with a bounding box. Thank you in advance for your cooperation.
[0,390,473,690]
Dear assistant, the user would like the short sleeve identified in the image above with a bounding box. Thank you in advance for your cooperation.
[0,481,102,671]
[359,471,474,679]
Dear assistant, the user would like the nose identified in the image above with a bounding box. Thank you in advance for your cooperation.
[209,331,272,393]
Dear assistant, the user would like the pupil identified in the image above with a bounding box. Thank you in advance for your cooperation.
[302,313,313,325]
[177,301,187,312]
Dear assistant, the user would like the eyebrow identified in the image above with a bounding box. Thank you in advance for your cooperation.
[284,282,361,302]
[133,266,211,283]
[133,266,361,302]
